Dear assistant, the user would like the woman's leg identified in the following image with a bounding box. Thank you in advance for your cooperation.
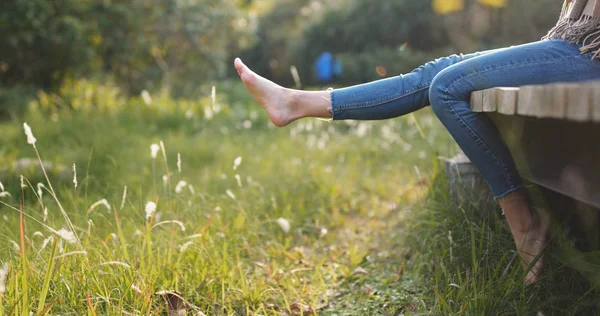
[428,39,600,283]
[233,50,495,126]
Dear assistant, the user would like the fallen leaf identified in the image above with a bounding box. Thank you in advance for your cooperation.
[351,266,369,276]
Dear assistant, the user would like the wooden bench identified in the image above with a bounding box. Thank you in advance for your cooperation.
[448,80,600,209]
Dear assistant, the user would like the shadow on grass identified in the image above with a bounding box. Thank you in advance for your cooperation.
[325,172,600,315]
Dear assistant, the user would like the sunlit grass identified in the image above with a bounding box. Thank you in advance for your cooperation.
[0,81,597,315]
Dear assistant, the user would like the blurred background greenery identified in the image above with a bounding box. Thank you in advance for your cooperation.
[1,0,560,119]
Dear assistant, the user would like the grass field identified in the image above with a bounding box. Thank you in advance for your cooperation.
[0,80,598,315]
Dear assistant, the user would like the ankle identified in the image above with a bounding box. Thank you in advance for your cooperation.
[284,89,303,119]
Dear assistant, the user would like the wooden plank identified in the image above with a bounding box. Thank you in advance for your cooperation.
[544,83,567,119]
[482,88,498,112]
[566,83,592,122]
[496,87,518,115]
[590,81,600,122]
[470,90,484,112]
[517,85,541,116]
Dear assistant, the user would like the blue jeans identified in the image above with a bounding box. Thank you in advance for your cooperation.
[331,40,600,198]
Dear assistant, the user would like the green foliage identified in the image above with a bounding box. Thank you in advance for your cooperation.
[0,0,93,89]
[0,0,253,98]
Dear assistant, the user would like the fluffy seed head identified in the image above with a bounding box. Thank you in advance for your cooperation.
[53,228,77,244]
[145,201,157,220]
[276,218,291,233]
[0,192,11,198]
[177,153,182,173]
[0,262,9,295]
[23,122,37,145]
[72,164,77,190]
[150,144,160,159]
[120,186,127,210]
[180,241,194,252]
[175,181,187,194]
[98,261,131,269]
[37,183,45,198]
[87,199,111,214]
[152,220,186,232]
[141,90,152,105]
[226,189,236,200]
[233,156,242,170]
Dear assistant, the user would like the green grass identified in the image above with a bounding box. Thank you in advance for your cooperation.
[0,80,598,315]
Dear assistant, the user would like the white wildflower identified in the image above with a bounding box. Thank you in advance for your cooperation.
[141,90,152,105]
[0,181,4,192]
[150,144,160,159]
[23,122,37,145]
[72,164,77,190]
[98,261,131,269]
[175,181,188,194]
[87,198,111,214]
[145,202,157,220]
[120,186,127,210]
[20,175,25,189]
[180,241,194,252]
[233,156,242,170]
[152,220,186,232]
[235,174,242,187]
[276,218,290,233]
[0,262,9,295]
[162,174,169,186]
[0,192,10,198]
[177,153,182,173]
[226,189,236,200]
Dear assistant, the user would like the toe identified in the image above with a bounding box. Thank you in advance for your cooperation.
[234,58,245,72]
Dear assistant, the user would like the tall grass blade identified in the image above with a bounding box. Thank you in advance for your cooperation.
[36,240,57,315]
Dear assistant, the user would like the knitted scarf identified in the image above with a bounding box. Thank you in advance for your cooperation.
[544,0,600,59]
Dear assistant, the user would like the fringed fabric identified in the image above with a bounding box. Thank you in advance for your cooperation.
[543,0,600,60]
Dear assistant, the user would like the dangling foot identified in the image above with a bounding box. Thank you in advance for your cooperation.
[514,210,550,284]
[234,58,298,127]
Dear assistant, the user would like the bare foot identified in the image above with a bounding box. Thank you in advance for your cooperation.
[234,58,297,127]
[513,210,550,284]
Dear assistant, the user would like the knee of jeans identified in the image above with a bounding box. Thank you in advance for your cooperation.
[429,68,470,120]
[429,71,452,118]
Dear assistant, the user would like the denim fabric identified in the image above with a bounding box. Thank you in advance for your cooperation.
[331,40,600,198]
